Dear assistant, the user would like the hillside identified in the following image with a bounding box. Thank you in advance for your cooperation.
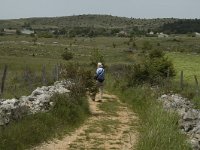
[0,14,177,31]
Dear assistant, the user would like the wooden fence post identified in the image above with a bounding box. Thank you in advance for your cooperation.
[180,71,184,91]
[0,65,8,95]
[194,75,199,96]
[56,64,59,81]
[42,65,47,85]
[52,65,57,82]
[167,67,170,79]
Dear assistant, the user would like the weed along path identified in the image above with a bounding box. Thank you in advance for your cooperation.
[33,93,138,150]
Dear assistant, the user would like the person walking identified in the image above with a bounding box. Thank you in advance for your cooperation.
[94,62,105,101]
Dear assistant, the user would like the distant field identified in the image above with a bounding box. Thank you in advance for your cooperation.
[0,36,131,98]
[167,52,200,83]
[1,35,200,98]
[0,34,199,150]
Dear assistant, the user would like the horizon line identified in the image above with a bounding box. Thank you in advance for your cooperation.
[0,14,200,21]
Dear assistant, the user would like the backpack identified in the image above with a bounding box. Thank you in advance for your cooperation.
[96,68,105,83]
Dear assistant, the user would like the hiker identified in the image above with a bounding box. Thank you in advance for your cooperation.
[94,62,105,101]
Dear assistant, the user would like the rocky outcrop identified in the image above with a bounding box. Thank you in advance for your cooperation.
[0,81,70,126]
[159,94,200,150]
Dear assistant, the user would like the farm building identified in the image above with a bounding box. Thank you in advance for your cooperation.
[3,29,17,35]
[157,32,169,38]
[21,29,35,35]
[195,32,200,37]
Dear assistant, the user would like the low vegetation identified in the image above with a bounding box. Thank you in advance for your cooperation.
[0,64,93,150]
[106,69,191,149]
[167,52,200,108]
[61,48,73,61]
[1,29,200,149]
[0,93,89,150]
[105,49,192,149]
[107,85,191,150]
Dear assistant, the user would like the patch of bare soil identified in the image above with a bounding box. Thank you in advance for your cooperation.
[32,93,138,150]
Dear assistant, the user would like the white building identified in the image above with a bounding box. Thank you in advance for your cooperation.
[21,29,34,35]
[195,32,200,37]
[149,31,154,35]
[157,32,169,38]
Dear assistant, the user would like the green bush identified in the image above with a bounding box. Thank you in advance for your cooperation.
[135,49,175,85]
[61,50,73,61]
[149,49,164,58]
[109,49,175,86]
[60,63,96,96]
[142,41,153,52]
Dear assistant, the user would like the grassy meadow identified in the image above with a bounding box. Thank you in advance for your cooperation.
[0,35,132,98]
[167,52,200,82]
[1,34,200,149]
[167,52,200,107]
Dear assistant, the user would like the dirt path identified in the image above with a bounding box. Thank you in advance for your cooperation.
[33,93,138,150]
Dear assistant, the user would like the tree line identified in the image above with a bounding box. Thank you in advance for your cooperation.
[159,19,200,34]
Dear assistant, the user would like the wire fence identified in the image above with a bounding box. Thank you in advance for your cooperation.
[178,71,200,96]
[0,64,61,98]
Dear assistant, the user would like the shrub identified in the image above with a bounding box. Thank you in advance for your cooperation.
[60,63,95,96]
[110,49,175,87]
[131,50,175,85]
[142,41,153,52]
[149,49,164,59]
[61,50,73,61]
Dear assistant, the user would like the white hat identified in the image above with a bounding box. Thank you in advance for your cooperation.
[97,62,103,67]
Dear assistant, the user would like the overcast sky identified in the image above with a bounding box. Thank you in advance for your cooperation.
[0,0,199,19]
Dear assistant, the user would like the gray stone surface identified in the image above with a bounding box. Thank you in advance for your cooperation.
[0,80,71,126]
[159,94,200,149]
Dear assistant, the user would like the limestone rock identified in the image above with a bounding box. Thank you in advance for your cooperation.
[159,94,200,149]
[0,80,71,126]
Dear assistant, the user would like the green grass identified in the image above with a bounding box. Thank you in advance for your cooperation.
[1,34,200,149]
[167,52,200,83]
[167,52,200,107]
[106,74,191,150]
[0,93,90,150]
[0,56,66,98]
[0,36,131,98]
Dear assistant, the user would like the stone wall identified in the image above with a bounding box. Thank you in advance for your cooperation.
[159,94,200,150]
[0,81,71,126]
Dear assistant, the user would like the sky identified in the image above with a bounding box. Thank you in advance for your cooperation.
[0,0,199,19]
